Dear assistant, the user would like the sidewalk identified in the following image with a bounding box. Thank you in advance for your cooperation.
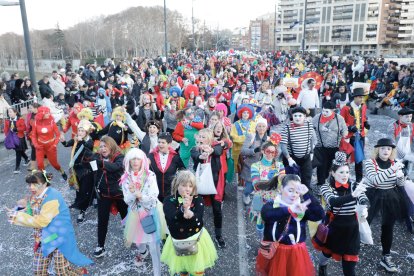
[0,133,4,143]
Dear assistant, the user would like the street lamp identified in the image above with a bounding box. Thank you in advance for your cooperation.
[0,0,37,91]
[302,0,308,53]
[163,0,168,58]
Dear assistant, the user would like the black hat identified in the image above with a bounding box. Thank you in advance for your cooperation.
[322,101,336,110]
[374,138,396,148]
[352,87,365,97]
[398,107,414,116]
[291,106,307,115]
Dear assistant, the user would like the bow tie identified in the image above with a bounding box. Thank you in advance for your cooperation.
[335,181,349,189]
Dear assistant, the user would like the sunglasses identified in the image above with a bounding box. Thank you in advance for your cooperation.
[264,149,277,155]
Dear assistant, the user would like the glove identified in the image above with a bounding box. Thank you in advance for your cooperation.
[288,157,296,167]
[352,184,366,198]
[396,169,405,178]
[254,147,261,153]
[310,153,314,160]
[360,207,368,219]
[364,121,370,130]
[348,125,358,133]
[391,161,404,171]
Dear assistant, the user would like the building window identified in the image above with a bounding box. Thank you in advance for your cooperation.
[360,3,366,21]
[321,26,326,42]
[326,26,330,42]
[358,24,364,41]
[327,7,331,23]
[355,4,360,22]
[353,25,358,41]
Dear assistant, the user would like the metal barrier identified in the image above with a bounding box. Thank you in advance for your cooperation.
[0,98,35,132]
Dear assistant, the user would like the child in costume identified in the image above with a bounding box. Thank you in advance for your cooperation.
[7,171,93,275]
[62,102,83,139]
[249,138,285,237]
[230,104,256,177]
[120,148,164,275]
[172,107,204,168]
[77,107,102,152]
[161,170,218,275]
[97,107,133,153]
[31,106,67,180]
[256,174,324,276]
[61,119,94,223]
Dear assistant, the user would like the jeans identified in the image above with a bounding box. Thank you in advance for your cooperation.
[243,181,253,197]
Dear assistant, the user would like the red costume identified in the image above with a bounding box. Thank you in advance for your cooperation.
[4,117,26,138]
[31,106,62,171]
[63,103,83,138]
[340,103,368,139]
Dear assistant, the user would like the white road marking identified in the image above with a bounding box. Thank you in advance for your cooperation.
[237,187,249,276]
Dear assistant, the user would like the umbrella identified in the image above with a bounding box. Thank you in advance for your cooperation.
[296,72,324,93]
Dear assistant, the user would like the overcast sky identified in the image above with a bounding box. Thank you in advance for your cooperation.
[0,0,277,35]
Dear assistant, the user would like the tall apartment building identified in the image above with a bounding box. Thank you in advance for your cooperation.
[248,0,414,55]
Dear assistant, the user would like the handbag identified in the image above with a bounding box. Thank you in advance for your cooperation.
[141,214,156,234]
[172,229,203,256]
[259,216,291,260]
[359,219,373,245]
[4,131,20,150]
[314,205,343,245]
[195,161,217,195]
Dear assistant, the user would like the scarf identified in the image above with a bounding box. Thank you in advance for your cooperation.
[320,113,335,124]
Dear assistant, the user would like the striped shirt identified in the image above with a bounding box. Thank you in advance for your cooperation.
[364,159,405,189]
[321,182,369,216]
[281,122,316,158]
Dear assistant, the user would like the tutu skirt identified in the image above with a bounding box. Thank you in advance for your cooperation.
[161,228,218,275]
[312,214,360,262]
[256,242,315,276]
[124,206,163,247]
[366,187,407,223]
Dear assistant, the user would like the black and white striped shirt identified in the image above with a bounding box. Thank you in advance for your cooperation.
[281,122,316,158]
[364,159,404,190]
[321,182,369,216]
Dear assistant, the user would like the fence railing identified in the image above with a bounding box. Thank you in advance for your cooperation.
[0,98,35,132]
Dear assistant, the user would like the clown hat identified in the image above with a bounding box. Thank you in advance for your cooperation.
[78,119,93,133]
[77,108,93,121]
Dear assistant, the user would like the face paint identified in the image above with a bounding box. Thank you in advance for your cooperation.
[292,113,305,125]
[322,108,333,117]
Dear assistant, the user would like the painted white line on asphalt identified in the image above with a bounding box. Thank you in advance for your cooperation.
[237,187,249,276]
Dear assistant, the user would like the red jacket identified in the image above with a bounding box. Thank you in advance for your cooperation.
[340,103,368,138]
[4,117,26,138]
[172,121,204,142]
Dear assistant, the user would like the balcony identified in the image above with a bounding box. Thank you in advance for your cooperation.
[385,31,399,38]
[387,25,399,31]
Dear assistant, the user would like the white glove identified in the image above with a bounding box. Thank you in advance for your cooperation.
[396,169,405,178]
[310,153,314,161]
[352,184,366,198]
[391,161,404,171]
[288,157,296,167]
[360,207,368,219]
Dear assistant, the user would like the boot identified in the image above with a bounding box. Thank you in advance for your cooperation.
[318,265,328,276]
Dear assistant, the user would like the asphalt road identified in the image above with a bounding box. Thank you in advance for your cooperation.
[0,112,413,275]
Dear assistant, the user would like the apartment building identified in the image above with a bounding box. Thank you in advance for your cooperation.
[247,0,414,55]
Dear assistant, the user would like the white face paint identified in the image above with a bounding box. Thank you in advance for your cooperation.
[378,146,393,161]
[322,108,333,117]
[332,165,350,184]
[400,114,412,125]
[292,113,305,125]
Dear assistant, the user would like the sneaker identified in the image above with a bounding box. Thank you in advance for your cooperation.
[23,159,30,166]
[93,247,106,258]
[134,249,149,266]
[380,254,398,273]
[215,236,226,248]
[242,194,251,205]
[61,172,68,181]
[237,186,244,191]
[13,169,21,174]
[77,211,85,223]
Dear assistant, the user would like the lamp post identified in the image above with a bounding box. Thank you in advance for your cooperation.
[302,0,308,53]
[163,0,168,58]
[0,0,37,91]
